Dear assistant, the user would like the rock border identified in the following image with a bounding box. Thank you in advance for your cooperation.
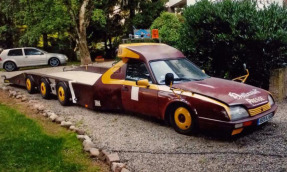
[0,84,130,172]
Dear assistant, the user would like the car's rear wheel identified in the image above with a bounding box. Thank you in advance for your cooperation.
[170,105,197,135]
[26,75,36,94]
[49,57,60,67]
[57,82,71,106]
[4,61,17,72]
[40,78,51,99]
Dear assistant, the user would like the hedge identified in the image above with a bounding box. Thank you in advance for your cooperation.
[177,0,287,89]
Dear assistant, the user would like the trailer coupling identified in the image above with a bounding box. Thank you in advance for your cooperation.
[1,75,9,83]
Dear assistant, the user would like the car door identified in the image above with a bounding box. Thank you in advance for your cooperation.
[7,49,26,66]
[24,48,46,66]
[121,60,159,117]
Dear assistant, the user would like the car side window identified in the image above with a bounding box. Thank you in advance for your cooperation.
[8,49,23,56]
[126,60,152,82]
[24,49,43,55]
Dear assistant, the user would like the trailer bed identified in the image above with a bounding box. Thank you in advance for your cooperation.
[46,71,101,85]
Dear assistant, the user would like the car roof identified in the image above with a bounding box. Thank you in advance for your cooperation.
[4,47,39,51]
[117,43,185,63]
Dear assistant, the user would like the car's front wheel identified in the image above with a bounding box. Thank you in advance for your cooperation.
[170,105,197,135]
[4,61,17,72]
[49,58,60,67]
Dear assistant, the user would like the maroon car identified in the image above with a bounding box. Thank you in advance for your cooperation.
[4,43,278,136]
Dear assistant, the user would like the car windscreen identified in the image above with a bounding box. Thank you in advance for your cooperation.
[150,58,209,85]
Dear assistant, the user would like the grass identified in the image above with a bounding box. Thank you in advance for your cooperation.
[0,103,105,172]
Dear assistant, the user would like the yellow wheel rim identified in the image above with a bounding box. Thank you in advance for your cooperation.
[26,79,31,91]
[40,82,46,96]
[58,86,65,102]
[174,107,192,130]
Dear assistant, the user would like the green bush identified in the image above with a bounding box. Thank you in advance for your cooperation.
[151,12,183,46]
[179,0,287,89]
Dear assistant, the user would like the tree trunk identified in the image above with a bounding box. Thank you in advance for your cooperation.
[78,34,91,64]
[43,33,48,50]
[65,0,93,65]
[76,0,92,65]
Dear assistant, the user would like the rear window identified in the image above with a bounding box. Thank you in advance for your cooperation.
[8,49,23,56]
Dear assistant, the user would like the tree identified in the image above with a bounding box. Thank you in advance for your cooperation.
[179,0,287,89]
[0,0,21,48]
[151,12,182,47]
[133,0,167,29]
[120,0,167,34]
[63,0,96,65]
[19,0,71,50]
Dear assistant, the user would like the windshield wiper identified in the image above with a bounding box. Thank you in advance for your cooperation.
[174,77,191,81]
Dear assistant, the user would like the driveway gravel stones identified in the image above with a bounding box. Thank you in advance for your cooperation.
[1,64,287,172]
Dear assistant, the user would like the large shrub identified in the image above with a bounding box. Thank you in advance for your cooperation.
[179,0,287,89]
[151,12,182,46]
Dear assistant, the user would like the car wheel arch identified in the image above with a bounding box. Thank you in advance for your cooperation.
[48,57,61,64]
[164,101,197,125]
[3,60,18,71]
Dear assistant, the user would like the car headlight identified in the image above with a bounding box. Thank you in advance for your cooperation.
[268,95,274,106]
[230,106,249,121]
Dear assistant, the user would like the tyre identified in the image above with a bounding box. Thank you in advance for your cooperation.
[170,105,197,135]
[26,75,36,94]
[57,82,71,106]
[4,61,17,72]
[49,57,60,67]
[40,78,51,99]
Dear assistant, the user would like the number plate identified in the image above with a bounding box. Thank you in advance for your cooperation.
[257,113,273,125]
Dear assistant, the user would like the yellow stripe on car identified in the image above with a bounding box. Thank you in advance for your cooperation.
[103,60,231,120]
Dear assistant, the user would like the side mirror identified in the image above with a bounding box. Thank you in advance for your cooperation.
[137,79,149,87]
[165,73,174,86]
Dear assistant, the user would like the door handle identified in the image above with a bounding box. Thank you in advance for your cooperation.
[122,86,129,91]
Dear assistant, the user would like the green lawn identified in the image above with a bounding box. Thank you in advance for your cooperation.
[0,104,103,172]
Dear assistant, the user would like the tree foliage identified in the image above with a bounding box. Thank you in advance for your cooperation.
[0,0,21,48]
[19,0,71,47]
[179,0,287,89]
[151,12,182,46]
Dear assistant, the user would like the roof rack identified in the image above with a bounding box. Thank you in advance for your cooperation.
[122,37,161,44]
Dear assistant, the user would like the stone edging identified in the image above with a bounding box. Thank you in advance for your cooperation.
[0,85,130,172]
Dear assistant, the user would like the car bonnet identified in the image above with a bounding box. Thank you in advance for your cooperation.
[172,77,269,109]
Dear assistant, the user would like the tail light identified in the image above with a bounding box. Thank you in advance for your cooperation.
[0,57,2,61]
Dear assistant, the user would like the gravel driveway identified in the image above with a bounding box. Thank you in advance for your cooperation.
[1,64,286,172]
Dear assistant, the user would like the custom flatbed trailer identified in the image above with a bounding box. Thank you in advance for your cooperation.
[3,66,109,109]
[3,43,278,136]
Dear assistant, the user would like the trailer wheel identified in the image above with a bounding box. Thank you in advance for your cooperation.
[26,75,36,94]
[57,82,71,106]
[40,78,51,99]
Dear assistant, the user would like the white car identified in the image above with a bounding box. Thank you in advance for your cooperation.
[0,47,68,71]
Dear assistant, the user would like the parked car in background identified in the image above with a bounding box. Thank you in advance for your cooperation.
[0,47,68,71]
